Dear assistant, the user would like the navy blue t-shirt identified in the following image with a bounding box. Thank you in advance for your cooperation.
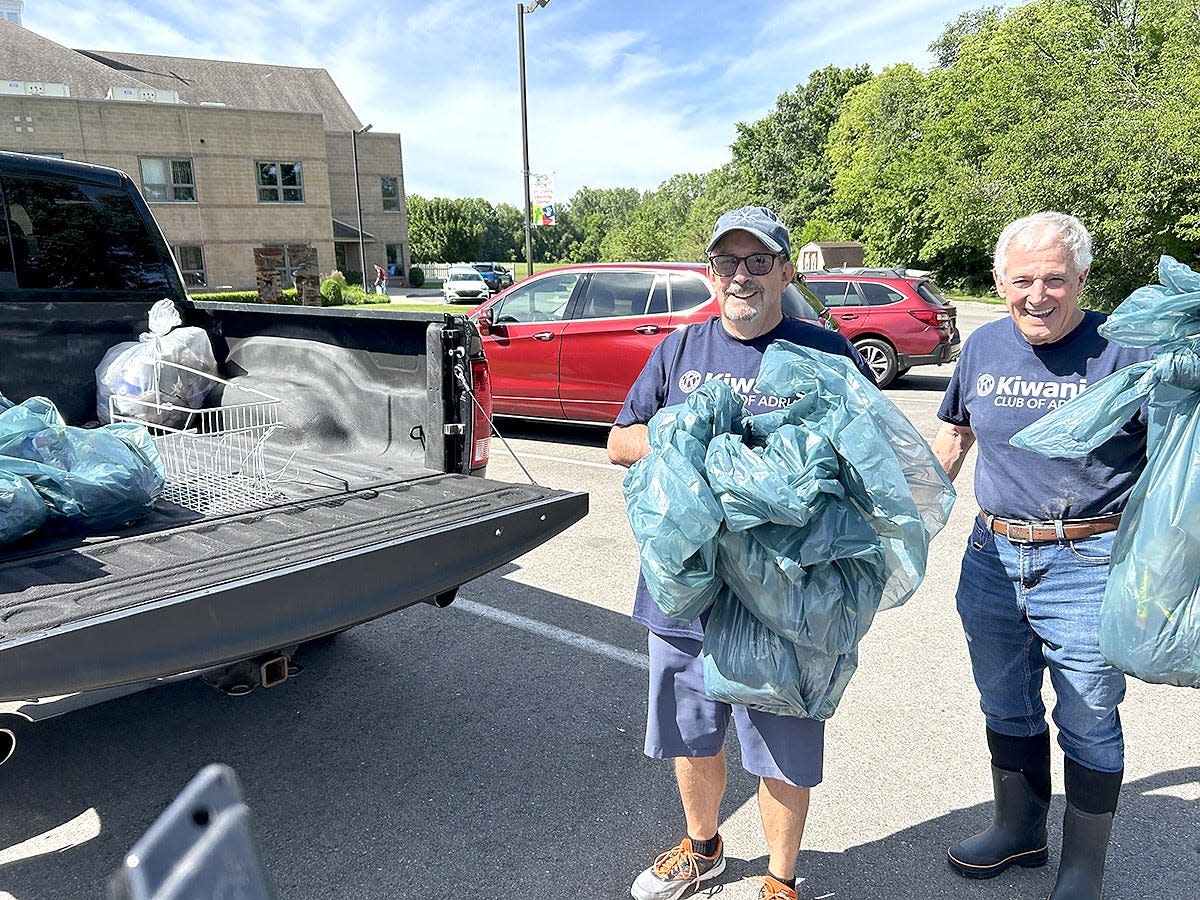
[616,315,874,639]
[938,311,1150,521]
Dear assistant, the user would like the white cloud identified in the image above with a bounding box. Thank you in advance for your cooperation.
[20,0,995,206]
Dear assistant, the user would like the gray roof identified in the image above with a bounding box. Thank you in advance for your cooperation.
[332,218,375,241]
[0,19,149,96]
[75,49,362,130]
[0,21,361,130]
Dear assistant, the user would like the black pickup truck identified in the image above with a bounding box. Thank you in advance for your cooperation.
[0,152,587,759]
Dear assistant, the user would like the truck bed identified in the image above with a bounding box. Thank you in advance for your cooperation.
[0,449,586,701]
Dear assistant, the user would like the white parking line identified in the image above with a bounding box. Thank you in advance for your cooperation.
[455,598,649,671]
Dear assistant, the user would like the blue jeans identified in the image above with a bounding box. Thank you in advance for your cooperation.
[956,515,1126,773]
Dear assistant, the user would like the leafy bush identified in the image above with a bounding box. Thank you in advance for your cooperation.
[407,266,426,288]
[320,277,344,306]
[340,285,374,306]
[189,288,299,304]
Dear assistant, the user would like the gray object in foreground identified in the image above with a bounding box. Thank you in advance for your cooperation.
[109,764,274,900]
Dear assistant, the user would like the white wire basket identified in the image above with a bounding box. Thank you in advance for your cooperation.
[109,359,287,515]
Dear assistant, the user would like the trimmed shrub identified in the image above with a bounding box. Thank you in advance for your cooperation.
[340,285,373,305]
[320,277,344,306]
[407,266,425,288]
[189,288,299,305]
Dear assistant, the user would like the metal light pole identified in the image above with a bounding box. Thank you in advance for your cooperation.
[351,123,373,291]
[518,0,550,279]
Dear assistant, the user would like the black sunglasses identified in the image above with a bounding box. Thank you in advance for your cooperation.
[707,252,784,277]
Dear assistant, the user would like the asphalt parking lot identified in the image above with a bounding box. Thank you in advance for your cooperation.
[1,302,1196,900]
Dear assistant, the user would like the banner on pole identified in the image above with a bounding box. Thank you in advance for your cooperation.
[532,172,556,226]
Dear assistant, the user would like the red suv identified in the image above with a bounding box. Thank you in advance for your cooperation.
[801,268,960,387]
[470,262,831,425]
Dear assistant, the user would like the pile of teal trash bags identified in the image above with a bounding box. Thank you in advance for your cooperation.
[1012,256,1200,688]
[624,341,956,719]
[0,393,165,547]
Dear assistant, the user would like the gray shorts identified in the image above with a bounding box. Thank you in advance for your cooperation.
[644,631,825,787]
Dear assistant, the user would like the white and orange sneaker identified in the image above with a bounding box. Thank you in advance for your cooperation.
[630,836,726,900]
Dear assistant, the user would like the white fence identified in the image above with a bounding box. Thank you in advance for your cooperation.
[418,262,512,282]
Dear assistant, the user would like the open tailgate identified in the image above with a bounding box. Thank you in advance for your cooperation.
[0,475,587,701]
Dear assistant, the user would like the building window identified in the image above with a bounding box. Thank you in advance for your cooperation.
[140,157,196,202]
[386,243,403,275]
[257,161,304,203]
[335,243,348,273]
[173,245,206,287]
[381,176,399,211]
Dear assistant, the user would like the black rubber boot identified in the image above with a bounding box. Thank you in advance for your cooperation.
[1048,759,1122,899]
[947,730,1051,879]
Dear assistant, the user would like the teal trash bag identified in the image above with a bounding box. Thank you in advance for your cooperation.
[701,586,859,721]
[623,380,743,620]
[716,522,886,654]
[0,396,165,533]
[0,469,48,546]
[705,425,844,531]
[624,343,954,718]
[754,340,956,611]
[1011,256,1200,687]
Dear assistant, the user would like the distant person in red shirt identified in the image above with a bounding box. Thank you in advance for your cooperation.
[373,263,387,295]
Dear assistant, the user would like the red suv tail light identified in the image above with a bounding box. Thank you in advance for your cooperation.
[470,357,492,469]
[908,307,951,326]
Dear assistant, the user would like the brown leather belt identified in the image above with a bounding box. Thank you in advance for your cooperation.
[981,511,1122,543]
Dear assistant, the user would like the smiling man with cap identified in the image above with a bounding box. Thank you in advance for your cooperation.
[609,206,874,900]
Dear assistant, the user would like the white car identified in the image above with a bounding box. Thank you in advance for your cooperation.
[443,265,491,304]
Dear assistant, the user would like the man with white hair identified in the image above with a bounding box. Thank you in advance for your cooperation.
[932,212,1152,899]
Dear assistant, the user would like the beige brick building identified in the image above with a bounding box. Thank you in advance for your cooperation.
[0,18,410,291]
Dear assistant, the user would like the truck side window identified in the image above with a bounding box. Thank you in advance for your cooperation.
[3,175,173,292]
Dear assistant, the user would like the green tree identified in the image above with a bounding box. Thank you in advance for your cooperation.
[825,63,934,268]
[823,0,1200,303]
[927,6,1004,68]
[730,65,872,232]
[406,195,484,263]
[566,186,641,261]
[599,173,707,261]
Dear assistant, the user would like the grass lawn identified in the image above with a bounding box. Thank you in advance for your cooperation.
[946,291,1002,305]
[356,299,477,314]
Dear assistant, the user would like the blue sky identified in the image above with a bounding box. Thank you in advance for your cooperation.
[24,0,1000,208]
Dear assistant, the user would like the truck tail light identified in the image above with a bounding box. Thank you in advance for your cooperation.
[470,357,492,469]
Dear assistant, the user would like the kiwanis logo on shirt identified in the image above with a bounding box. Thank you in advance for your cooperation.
[678,370,795,409]
[976,372,1087,410]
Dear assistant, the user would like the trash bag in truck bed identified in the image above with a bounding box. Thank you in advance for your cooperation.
[0,395,164,544]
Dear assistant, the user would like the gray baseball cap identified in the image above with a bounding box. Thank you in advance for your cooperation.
[706,206,792,257]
